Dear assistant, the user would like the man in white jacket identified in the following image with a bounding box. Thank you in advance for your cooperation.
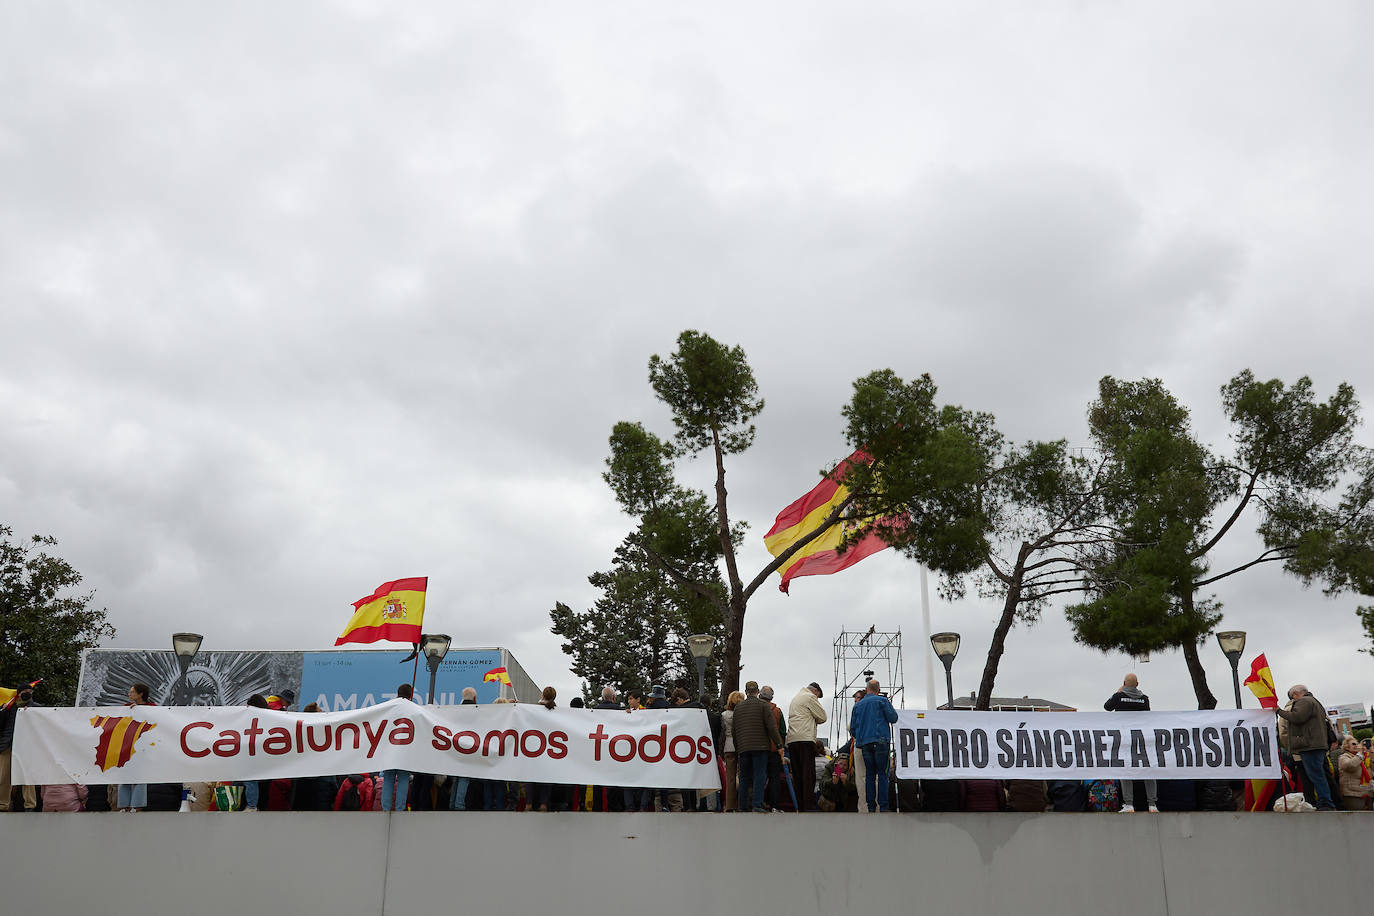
[787,682,827,812]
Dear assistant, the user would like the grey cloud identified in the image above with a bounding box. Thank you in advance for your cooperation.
[2,2,1372,712]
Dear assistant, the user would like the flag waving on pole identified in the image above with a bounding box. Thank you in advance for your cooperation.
[483,667,511,685]
[0,678,42,711]
[1241,652,1281,810]
[1242,653,1278,709]
[763,449,901,594]
[336,578,427,646]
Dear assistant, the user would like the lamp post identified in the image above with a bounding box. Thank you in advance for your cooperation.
[171,632,203,706]
[930,632,961,710]
[420,634,452,705]
[1216,630,1247,709]
[687,634,715,701]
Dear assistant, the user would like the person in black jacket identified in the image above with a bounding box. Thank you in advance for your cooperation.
[448,688,480,810]
[0,683,38,812]
[591,687,624,812]
[1104,674,1157,813]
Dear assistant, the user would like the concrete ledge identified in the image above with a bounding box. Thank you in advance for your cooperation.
[0,812,1359,915]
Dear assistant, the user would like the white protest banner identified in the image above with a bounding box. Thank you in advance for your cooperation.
[893,709,1279,780]
[13,700,719,789]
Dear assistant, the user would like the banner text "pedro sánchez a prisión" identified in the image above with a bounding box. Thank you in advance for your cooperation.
[893,709,1279,780]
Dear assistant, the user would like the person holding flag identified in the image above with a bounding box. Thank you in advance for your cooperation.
[484,666,513,700]
[0,679,40,812]
[1276,683,1338,811]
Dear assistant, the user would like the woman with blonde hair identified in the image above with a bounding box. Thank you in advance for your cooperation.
[721,690,745,812]
[1338,735,1372,810]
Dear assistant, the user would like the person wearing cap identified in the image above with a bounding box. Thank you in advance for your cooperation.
[0,681,39,812]
[759,686,786,811]
[732,681,782,812]
[787,682,827,812]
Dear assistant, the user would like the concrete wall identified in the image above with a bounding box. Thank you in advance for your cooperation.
[1,812,1360,915]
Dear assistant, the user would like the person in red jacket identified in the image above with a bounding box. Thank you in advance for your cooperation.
[334,774,377,811]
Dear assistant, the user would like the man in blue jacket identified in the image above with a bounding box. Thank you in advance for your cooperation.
[849,679,899,813]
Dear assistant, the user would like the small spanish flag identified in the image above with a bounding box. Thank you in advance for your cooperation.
[1242,653,1278,709]
[763,450,901,594]
[0,678,42,711]
[483,667,511,685]
[336,578,428,646]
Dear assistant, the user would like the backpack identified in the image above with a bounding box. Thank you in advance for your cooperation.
[337,776,364,811]
[1196,780,1235,812]
[1085,779,1120,812]
[1047,780,1088,812]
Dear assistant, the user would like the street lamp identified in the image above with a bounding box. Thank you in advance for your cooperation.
[420,634,451,705]
[930,632,961,711]
[171,632,203,706]
[1216,630,1247,709]
[687,634,715,701]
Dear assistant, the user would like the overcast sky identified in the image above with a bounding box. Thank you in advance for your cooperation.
[4,3,1374,717]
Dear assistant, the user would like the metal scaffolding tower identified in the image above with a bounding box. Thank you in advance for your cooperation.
[831,627,904,749]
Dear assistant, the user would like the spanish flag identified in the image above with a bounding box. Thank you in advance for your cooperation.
[1242,653,1278,709]
[763,450,899,594]
[483,666,511,685]
[1241,653,1281,811]
[336,577,427,646]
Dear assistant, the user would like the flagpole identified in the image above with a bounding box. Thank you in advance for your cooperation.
[410,644,421,697]
[920,565,935,709]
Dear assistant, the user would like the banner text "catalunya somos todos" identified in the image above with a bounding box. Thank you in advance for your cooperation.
[14,700,719,788]
[894,709,1279,780]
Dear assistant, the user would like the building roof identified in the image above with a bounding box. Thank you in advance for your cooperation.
[939,693,1076,712]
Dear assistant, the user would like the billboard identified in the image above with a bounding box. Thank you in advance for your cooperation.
[1324,702,1369,727]
[77,647,538,711]
[300,649,503,709]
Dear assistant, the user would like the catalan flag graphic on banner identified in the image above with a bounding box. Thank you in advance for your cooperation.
[90,715,157,772]
[1242,653,1278,709]
[483,666,511,685]
[336,577,428,646]
[763,450,901,594]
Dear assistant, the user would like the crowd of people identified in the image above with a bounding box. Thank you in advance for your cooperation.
[2,673,1371,814]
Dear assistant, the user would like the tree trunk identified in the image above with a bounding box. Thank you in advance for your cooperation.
[1177,589,1217,709]
[720,593,745,701]
[1181,637,1217,710]
[975,547,1027,710]
[711,428,748,704]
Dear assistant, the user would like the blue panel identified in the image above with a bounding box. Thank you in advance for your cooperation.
[300,649,504,711]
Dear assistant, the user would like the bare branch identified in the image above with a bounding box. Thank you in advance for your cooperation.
[1194,547,1293,587]
[638,544,726,609]
[1194,454,1264,559]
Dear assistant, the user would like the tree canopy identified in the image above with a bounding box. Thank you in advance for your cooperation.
[0,525,115,706]
[551,508,725,700]
[843,370,1114,708]
[1067,373,1374,707]
[592,330,859,699]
